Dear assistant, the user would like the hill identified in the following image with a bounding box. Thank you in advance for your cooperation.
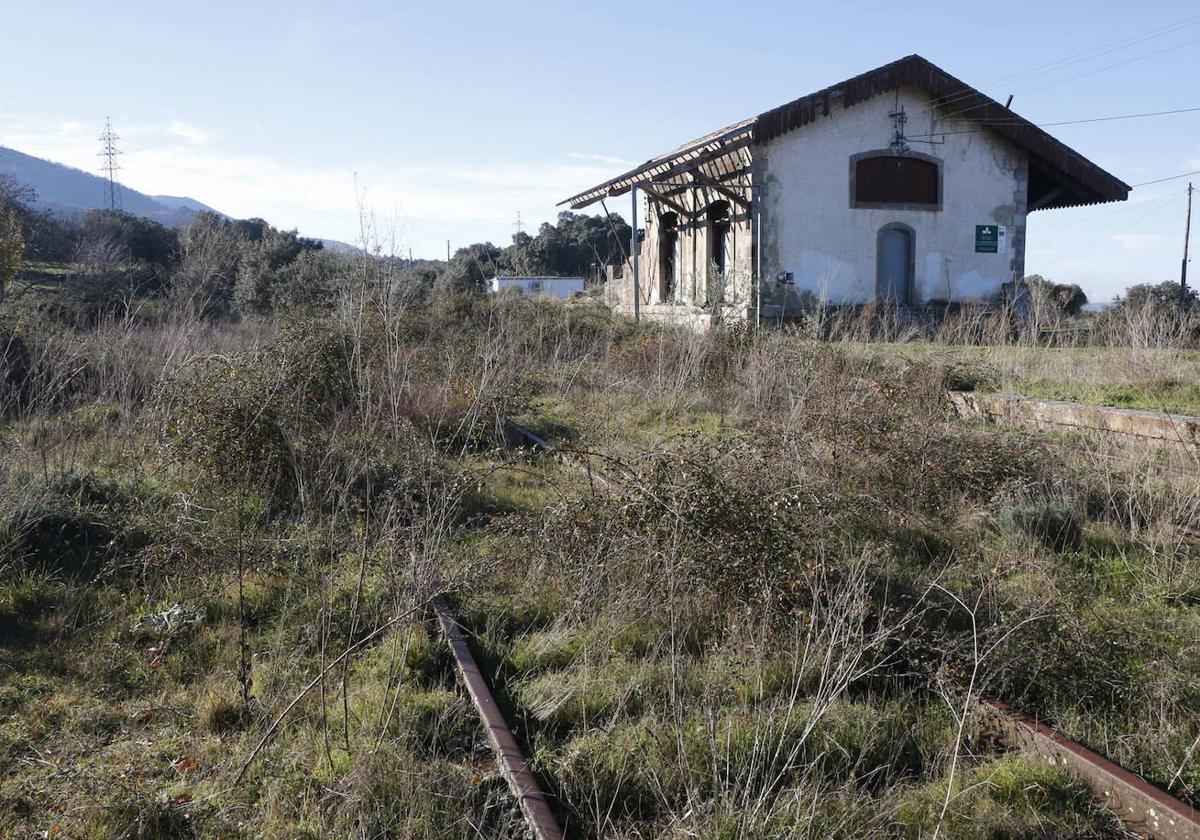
[0,145,221,227]
[150,194,224,216]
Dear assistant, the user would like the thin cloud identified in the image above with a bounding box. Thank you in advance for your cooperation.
[0,113,622,253]
[567,152,633,167]
[1110,233,1171,252]
[169,120,211,144]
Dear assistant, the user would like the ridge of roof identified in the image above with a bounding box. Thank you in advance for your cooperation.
[561,55,1129,210]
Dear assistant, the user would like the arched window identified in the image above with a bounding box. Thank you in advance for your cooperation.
[851,152,942,210]
[658,212,678,302]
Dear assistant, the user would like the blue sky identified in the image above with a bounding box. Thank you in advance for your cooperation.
[3,0,1198,300]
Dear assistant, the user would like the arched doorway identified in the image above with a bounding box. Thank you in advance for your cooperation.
[706,201,731,304]
[876,223,914,304]
[658,212,678,302]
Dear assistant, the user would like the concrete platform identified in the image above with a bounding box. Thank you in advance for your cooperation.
[949,392,1200,449]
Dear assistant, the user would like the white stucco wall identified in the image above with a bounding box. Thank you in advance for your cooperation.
[761,86,1028,306]
[490,276,585,299]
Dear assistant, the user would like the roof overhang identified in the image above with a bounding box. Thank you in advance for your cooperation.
[560,120,754,210]
[561,54,1130,213]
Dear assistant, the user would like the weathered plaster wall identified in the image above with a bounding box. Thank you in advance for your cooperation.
[621,148,755,316]
[762,87,1028,306]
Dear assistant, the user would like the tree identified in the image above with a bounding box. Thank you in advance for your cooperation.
[0,201,24,303]
[233,227,322,317]
[271,248,339,313]
[81,210,178,269]
[171,212,246,317]
[0,176,76,264]
[1114,280,1198,312]
[502,211,630,278]
[435,243,504,298]
[1024,275,1087,316]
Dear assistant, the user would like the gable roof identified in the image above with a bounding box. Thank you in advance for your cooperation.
[561,54,1129,212]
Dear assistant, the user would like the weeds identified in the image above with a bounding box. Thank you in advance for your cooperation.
[0,290,1195,837]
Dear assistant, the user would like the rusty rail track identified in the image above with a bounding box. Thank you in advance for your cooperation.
[507,422,623,492]
[508,419,1200,839]
[980,699,1200,840]
[433,596,564,840]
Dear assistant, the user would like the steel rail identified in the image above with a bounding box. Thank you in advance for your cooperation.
[507,418,1200,839]
[980,699,1200,840]
[432,596,564,840]
[508,422,624,493]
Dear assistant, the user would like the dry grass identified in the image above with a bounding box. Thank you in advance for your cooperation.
[1,285,1195,837]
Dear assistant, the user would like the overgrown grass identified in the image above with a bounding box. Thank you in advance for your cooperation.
[1,292,1194,837]
[856,340,1200,416]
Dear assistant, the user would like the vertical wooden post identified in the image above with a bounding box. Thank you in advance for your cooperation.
[755,185,763,330]
[631,186,640,322]
[1182,182,1193,309]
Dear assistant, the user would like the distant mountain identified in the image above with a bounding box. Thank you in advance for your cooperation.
[0,145,222,227]
[151,194,224,216]
[319,238,360,254]
[1,145,349,247]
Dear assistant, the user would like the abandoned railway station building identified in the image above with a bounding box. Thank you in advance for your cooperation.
[561,55,1129,327]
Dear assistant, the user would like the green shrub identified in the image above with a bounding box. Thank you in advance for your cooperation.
[158,320,354,504]
[1008,503,1084,552]
[942,359,999,392]
[202,697,253,735]
[0,570,59,637]
[0,324,31,416]
[5,506,115,577]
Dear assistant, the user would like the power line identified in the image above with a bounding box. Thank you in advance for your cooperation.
[877,12,1200,134]
[937,34,1200,126]
[773,15,1200,167]
[1036,190,1183,268]
[906,105,1200,139]
[984,13,1200,88]
[1132,169,1200,188]
[98,116,123,211]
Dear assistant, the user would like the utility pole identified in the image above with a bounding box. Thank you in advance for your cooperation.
[99,116,123,210]
[446,239,451,263]
[631,186,639,322]
[1182,182,1194,309]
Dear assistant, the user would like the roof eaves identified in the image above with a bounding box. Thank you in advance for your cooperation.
[559,119,754,209]
[560,54,1129,210]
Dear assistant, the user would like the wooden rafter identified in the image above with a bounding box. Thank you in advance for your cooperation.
[639,184,691,217]
[687,171,750,210]
[571,136,752,209]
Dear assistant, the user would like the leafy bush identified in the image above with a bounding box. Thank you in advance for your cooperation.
[2,473,156,578]
[942,358,999,392]
[0,570,58,638]
[158,320,354,503]
[0,323,31,416]
[1008,502,1084,552]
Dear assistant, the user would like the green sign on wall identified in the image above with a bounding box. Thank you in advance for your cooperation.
[975,225,999,253]
[975,225,1007,254]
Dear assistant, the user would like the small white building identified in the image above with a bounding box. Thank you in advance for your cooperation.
[489,276,586,299]
[561,55,1128,327]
